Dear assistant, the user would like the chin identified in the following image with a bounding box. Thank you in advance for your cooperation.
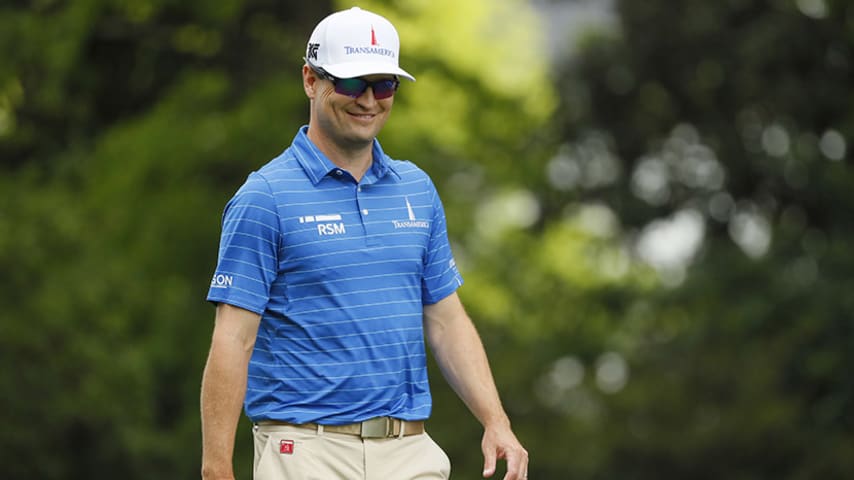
[347,125,383,142]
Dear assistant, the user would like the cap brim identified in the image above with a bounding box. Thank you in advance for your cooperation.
[323,62,416,82]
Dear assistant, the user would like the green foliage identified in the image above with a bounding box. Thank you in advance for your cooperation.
[534,0,854,478]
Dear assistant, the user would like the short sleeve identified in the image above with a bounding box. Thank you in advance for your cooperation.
[206,172,280,314]
[421,177,464,304]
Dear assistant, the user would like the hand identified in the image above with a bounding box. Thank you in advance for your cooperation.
[481,425,528,480]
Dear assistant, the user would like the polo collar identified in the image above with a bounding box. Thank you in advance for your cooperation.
[291,126,401,185]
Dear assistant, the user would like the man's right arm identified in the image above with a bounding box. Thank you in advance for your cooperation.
[201,303,262,480]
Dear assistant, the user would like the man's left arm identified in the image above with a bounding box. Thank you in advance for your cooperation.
[423,292,529,480]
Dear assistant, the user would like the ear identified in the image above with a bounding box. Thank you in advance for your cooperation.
[303,64,318,99]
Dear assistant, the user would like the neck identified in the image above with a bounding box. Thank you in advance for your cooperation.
[306,126,373,182]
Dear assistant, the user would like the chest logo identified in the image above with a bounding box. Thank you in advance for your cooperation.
[300,213,347,236]
[393,197,429,229]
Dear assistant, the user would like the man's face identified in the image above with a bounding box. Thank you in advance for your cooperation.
[307,69,396,149]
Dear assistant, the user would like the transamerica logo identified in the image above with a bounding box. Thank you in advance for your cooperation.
[343,46,396,58]
[393,219,428,228]
[393,197,429,229]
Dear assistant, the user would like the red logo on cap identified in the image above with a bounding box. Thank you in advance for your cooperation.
[371,26,379,46]
[280,440,294,455]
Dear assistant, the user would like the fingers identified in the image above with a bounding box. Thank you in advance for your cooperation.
[482,427,528,479]
[501,445,529,480]
[482,447,497,478]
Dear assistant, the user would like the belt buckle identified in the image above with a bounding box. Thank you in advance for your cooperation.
[360,417,390,438]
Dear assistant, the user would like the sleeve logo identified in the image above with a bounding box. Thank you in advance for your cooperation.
[210,274,233,288]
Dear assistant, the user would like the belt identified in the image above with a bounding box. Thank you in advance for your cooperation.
[257,417,425,438]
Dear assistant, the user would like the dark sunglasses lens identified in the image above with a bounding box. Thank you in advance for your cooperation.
[371,80,398,99]
[333,77,398,99]
[334,78,369,98]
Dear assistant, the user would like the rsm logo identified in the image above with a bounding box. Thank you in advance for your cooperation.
[317,222,346,236]
[210,274,233,288]
[298,213,347,237]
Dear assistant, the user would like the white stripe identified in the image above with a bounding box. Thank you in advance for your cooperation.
[251,353,425,369]
[277,325,422,342]
[283,271,412,288]
[246,380,427,395]
[292,299,419,316]
[272,312,422,332]
[222,217,278,233]
[281,198,354,208]
[208,284,269,300]
[294,285,419,302]
[250,400,432,416]
[247,365,426,383]
[221,230,277,247]
[256,338,422,354]
[219,244,276,261]
[217,257,276,276]
[284,258,419,276]
[282,230,428,250]
[286,244,426,263]
[246,393,431,406]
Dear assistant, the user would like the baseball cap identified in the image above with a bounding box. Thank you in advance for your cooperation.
[305,7,415,82]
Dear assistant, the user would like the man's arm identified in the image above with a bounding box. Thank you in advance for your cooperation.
[423,292,528,480]
[200,304,262,480]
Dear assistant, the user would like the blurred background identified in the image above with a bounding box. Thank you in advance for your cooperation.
[1,0,852,478]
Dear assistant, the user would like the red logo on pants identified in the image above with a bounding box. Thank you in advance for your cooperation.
[280,440,294,454]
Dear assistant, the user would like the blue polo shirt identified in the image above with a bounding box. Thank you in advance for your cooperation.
[207,126,463,424]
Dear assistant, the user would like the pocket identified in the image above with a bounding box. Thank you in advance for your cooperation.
[424,433,452,478]
[253,426,274,477]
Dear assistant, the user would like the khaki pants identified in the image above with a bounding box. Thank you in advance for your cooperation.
[253,423,451,480]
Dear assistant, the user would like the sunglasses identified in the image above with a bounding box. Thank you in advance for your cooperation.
[311,65,400,100]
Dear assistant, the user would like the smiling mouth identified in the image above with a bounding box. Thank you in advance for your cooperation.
[349,112,376,120]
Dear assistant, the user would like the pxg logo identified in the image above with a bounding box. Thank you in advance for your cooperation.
[307,43,320,61]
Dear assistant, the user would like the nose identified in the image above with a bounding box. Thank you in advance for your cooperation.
[355,85,378,105]
[356,85,376,102]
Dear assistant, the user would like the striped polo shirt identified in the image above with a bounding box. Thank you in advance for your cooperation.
[207,126,463,424]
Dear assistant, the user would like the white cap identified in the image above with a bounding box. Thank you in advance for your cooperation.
[305,7,415,81]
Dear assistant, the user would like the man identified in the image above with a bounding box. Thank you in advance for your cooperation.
[200,7,528,480]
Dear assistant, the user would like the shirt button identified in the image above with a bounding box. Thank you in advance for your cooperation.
[335,170,343,176]
[357,186,362,192]
[362,209,369,215]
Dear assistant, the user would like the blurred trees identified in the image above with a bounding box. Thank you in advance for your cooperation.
[2,0,853,479]
[523,0,854,478]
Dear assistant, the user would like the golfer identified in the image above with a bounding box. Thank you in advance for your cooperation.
[200,6,528,479]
